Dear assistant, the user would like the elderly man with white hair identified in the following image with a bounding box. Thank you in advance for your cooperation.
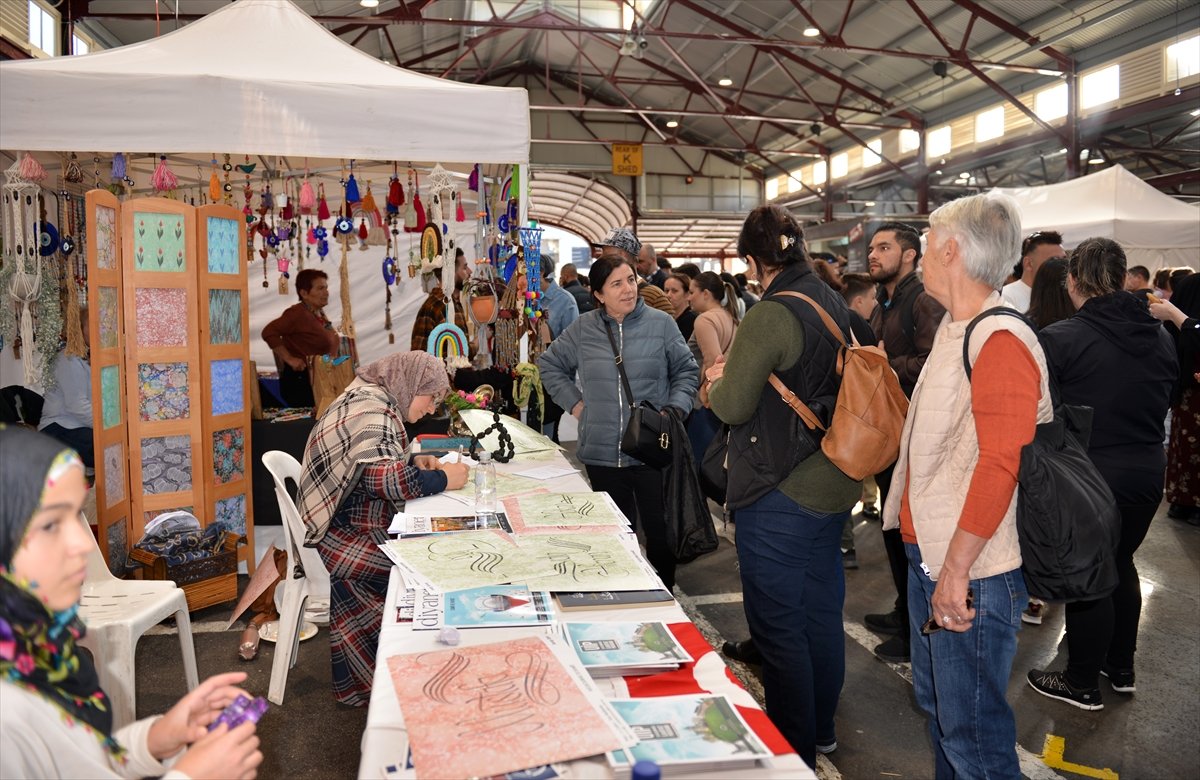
[882,191,1053,779]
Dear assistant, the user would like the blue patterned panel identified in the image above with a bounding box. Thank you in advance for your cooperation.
[141,435,192,494]
[214,494,247,536]
[138,362,190,421]
[105,519,128,576]
[100,365,121,429]
[208,289,242,345]
[207,217,239,274]
[210,359,244,416]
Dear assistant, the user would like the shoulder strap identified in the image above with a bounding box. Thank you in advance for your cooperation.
[603,319,636,409]
[962,307,1033,379]
[770,291,847,347]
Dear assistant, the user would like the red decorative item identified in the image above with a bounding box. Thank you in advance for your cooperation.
[389,177,404,207]
[412,193,426,232]
[455,191,466,222]
[358,218,369,241]
[317,183,331,221]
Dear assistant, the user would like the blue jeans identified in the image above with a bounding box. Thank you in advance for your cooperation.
[735,489,847,769]
[906,543,1026,780]
[687,406,721,465]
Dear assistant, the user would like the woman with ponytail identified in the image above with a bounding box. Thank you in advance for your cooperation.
[0,426,263,779]
[686,271,739,463]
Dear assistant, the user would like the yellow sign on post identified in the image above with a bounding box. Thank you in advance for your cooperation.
[612,143,644,176]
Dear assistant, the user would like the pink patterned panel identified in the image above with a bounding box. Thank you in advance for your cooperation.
[135,287,188,348]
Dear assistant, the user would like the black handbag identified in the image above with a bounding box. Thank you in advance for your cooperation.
[699,424,729,504]
[603,320,673,469]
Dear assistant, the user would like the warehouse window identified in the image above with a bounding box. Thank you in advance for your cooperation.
[1166,35,1200,81]
[898,128,920,154]
[765,177,780,200]
[862,138,882,168]
[811,160,827,186]
[28,0,57,56]
[71,33,90,55]
[1035,83,1068,121]
[927,125,952,158]
[1081,65,1120,109]
[786,170,803,194]
[830,152,849,179]
[975,105,1005,143]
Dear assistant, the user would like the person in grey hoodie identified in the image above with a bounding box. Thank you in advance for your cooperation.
[538,247,698,589]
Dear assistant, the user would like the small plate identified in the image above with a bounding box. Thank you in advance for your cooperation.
[257,620,318,644]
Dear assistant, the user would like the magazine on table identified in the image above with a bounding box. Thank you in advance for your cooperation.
[605,694,772,778]
[563,621,692,677]
[411,584,555,631]
[388,510,513,537]
[555,590,674,612]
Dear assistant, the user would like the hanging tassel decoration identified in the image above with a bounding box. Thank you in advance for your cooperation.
[110,153,126,182]
[299,176,316,214]
[413,191,426,232]
[317,183,331,221]
[18,153,47,182]
[468,164,479,192]
[344,160,361,203]
[209,163,221,201]
[338,237,356,339]
[358,218,369,241]
[64,280,87,358]
[361,182,377,214]
[455,190,466,222]
[403,176,418,231]
[387,171,403,214]
[151,155,179,193]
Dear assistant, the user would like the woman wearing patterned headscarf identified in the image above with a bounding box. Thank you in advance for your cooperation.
[296,351,469,706]
[0,426,262,779]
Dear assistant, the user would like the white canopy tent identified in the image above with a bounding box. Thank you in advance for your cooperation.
[0,0,529,164]
[993,165,1199,272]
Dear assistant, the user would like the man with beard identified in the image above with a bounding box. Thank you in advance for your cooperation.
[864,221,946,665]
[411,247,472,353]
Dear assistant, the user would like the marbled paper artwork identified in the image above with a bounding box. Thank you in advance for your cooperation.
[212,427,245,485]
[101,365,121,429]
[207,217,239,274]
[133,212,186,272]
[106,520,128,576]
[95,205,117,270]
[214,494,246,536]
[98,286,119,350]
[209,359,243,416]
[103,442,125,507]
[208,289,242,345]
[140,436,192,494]
[138,362,190,421]
[135,287,188,347]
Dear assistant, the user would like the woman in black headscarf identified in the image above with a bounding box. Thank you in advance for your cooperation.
[1149,273,1200,525]
[0,426,263,779]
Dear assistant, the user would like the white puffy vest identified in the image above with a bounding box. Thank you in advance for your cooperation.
[883,292,1054,581]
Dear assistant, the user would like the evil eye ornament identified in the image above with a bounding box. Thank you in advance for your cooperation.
[382,257,397,285]
[335,217,354,235]
[497,214,509,233]
[36,222,60,256]
[59,236,75,256]
[317,239,329,257]
[313,226,328,239]
[266,234,280,248]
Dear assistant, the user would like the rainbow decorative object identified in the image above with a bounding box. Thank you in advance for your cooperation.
[518,226,544,321]
[427,322,468,360]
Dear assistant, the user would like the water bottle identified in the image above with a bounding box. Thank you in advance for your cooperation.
[474,451,497,518]
[631,760,661,780]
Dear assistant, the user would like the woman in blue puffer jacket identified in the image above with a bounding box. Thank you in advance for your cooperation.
[539,250,699,588]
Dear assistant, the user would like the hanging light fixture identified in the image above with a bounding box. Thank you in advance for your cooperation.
[803,27,820,37]
[718,76,733,87]
[666,119,679,128]
[360,0,380,7]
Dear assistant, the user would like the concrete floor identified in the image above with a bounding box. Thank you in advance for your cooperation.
[130,454,1200,779]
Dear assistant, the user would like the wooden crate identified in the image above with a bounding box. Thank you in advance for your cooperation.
[128,531,245,612]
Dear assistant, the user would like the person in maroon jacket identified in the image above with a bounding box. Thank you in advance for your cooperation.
[261,269,339,407]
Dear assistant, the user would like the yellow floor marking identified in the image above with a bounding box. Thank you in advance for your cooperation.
[1042,734,1119,780]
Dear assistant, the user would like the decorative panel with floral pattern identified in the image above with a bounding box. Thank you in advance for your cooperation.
[209,359,244,416]
[103,442,125,508]
[95,205,117,270]
[207,217,239,274]
[138,362,190,421]
[214,494,247,536]
[101,366,121,429]
[98,286,119,350]
[135,287,188,347]
[106,520,128,576]
[212,427,245,485]
[208,289,242,345]
[132,212,186,272]
[140,436,192,494]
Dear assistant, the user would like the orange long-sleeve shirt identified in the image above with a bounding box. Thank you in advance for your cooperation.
[900,330,1040,544]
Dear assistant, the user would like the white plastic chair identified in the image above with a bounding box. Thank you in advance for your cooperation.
[76,515,199,729]
[261,450,331,705]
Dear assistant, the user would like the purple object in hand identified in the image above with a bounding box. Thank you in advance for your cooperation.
[209,694,269,732]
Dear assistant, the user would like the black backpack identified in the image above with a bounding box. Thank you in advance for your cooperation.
[963,308,1120,603]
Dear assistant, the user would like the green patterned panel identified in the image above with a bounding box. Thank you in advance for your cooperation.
[208,289,242,345]
[100,365,121,429]
[132,212,186,272]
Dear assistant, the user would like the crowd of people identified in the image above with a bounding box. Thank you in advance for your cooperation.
[2,188,1196,779]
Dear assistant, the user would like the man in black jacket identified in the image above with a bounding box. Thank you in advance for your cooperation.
[864,221,946,664]
[559,263,594,313]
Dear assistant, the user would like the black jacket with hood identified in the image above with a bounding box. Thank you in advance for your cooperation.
[1040,291,1178,505]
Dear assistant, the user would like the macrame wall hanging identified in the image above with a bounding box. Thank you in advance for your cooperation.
[1,157,52,386]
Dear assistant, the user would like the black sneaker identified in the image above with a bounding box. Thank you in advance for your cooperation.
[722,638,762,665]
[843,549,859,570]
[874,634,910,663]
[859,503,880,519]
[865,610,905,634]
[816,739,838,755]
[1101,666,1136,693]
[1027,669,1104,710]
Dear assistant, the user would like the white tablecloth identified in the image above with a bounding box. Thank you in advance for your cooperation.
[357,448,813,780]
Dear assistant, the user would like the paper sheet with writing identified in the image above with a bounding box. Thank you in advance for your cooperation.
[386,635,630,779]
[516,533,662,592]
[439,471,546,506]
[379,531,550,593]
[512,492,628,528]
